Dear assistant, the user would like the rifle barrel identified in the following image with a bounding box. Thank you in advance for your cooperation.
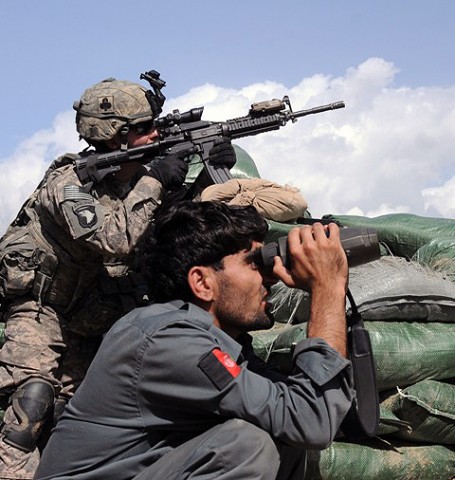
[292,101,345,119]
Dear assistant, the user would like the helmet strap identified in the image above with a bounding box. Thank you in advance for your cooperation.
[119,126,129,151]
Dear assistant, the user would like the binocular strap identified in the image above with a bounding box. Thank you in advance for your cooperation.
[342,289,380,440]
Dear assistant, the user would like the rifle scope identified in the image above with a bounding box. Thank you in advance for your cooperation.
[252,227,380,272]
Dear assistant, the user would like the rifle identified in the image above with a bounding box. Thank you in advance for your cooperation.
[75,85,345,190]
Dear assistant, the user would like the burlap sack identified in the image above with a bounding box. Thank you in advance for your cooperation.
[201,178,308,222]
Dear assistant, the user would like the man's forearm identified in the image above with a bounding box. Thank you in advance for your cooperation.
[307,282,347,358]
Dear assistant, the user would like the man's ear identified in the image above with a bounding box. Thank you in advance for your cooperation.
[187,266,218,303]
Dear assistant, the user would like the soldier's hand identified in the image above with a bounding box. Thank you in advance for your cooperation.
[209,137,236,169]
[147,152,189,191]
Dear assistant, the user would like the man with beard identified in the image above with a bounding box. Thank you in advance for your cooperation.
[35,200,354,480]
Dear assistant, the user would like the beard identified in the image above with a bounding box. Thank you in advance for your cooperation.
[214,290,275,333]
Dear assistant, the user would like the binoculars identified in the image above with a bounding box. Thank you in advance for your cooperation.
[251,227,381,272]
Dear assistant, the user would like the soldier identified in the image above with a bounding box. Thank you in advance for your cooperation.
[0,74,236,479]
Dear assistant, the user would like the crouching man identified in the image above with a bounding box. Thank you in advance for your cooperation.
[35,200,354,480]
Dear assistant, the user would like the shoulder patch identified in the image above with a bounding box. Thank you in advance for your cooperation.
[198,348,241,390]
[61,185,104,238]
[73,201,98,228]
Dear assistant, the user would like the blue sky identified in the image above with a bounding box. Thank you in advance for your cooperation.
[2,0,453,154]
[0,1,454,229]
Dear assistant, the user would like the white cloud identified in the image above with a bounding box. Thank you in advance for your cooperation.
[0,111,84,230]
[1,57,454,234]
[422,176,455,218]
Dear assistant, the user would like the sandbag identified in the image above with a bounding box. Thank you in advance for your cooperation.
[250,323,287,360]
[230,145,261,179]
[381,379,455,445]
[267,281,310,324]
[304,439,455,480]
[324,213,455,259]
[185,144,261,184]
[377,404,411,436]
[268,256,455,324]
[263,321,455,391]
[367,321,455,390]
[348,256,455,321]
[201,178,308,222]
[412,237,455,282]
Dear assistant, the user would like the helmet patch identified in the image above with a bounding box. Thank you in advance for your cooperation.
[99,96,114,113]
[75,79,155,143]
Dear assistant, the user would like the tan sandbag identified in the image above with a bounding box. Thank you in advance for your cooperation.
[201,178,308,222]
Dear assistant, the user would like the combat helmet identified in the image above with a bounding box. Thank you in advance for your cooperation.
[73,70,166,146]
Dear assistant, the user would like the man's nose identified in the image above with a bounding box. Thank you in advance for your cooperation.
[148,129,160,143]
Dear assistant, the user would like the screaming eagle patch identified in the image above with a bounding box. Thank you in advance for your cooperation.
[61,185,104,239]
[73,201,98,228]
[199,348,241,390]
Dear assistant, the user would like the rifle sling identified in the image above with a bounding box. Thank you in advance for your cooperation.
[342,288,380,439]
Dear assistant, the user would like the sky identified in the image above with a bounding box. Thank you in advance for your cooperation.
[1,0,454,233]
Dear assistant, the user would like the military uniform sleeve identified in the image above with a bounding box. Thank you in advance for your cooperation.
[138,323,354,450]
[37,165,163,255]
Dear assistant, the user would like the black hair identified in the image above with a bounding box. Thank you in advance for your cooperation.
[139,200,268,302]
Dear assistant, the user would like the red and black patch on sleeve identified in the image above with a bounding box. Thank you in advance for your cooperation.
[198,348,242,390]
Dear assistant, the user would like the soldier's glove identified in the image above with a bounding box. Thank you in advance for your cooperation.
[209,137,236,169]
[147,152,189,191]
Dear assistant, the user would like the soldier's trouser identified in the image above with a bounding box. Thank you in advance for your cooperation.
[132,419,307,480]
[0,298,100,480]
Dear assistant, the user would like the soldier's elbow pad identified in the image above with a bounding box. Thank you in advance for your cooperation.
[2,378,55,452]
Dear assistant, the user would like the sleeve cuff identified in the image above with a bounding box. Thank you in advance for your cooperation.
[292,338,351,386]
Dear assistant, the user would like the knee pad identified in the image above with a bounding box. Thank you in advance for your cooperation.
[2,378,55,452]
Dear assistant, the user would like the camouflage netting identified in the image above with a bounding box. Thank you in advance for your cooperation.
[252,213,455,479]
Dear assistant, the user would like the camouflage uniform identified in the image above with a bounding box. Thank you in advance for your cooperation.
[0,72,237,479]
[0,156,163,478]
[0,74,169,479]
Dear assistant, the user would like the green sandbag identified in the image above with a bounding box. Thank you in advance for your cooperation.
[381,379,455,445]
[265,217,312,244]
[250,323,288,360]
[186,144,261,184]
[304,439,455,480]
[413,237,455,282]
[377,404,411,436]
[265,220,295,243]
[324,213,455,259]
[230,145,261,179]
[367,321,455,390]
[347,257,455,322]
[268,257,455,324]
[267,281,310,324]
[265,321,455,391]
